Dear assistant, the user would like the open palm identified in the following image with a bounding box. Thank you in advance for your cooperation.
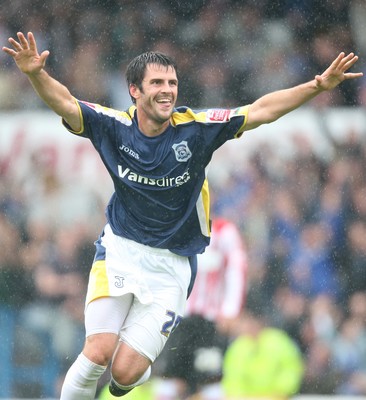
[315,52,363,91]
[2,32,49,75]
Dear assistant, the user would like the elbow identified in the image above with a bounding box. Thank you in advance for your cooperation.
[247,104,279,129]
[263,108,282,123]
[268,114,280,124]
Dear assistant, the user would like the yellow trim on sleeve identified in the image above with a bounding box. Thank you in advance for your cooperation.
[128,105,137,118]
[234,105,250,138]
[171,108,208,126]
[171,106,249,138]
[62,97,85,135]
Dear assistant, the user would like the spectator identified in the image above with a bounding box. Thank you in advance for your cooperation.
[344,220,366,294]
[222,311,304,399]
[332,317,366,395]
[301,338,340,394]
[331,291,366,396]
[269,287,307,350]
[20,225,90,374]
[0,209,33,308]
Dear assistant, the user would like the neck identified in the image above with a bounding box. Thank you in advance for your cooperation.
[136,113,170,137]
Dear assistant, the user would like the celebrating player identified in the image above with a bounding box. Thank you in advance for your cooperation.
[2,31,363,400]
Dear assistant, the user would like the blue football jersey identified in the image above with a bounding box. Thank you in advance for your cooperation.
[63,101,248,256]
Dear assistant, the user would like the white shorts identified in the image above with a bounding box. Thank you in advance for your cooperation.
[84,224,193,362]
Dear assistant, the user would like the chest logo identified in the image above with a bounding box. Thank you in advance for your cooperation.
[119,144,140,160]
[172,141,192,162]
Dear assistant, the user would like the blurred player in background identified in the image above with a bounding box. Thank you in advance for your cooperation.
[2,31,362,400]
[155,217,247,400]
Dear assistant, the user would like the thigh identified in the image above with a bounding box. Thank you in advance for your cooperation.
[120,279,187,363]
[87,226,192,362]
[85,295,133,336]
[118,241,191,362]
[83,296,134,365]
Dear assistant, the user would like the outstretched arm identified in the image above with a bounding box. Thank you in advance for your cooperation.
[245,52,363,131]
[2,32,81,131]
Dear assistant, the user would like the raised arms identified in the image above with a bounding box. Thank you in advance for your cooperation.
[245,52,363,131]
[3,32,363,134]
[2,32,81,131]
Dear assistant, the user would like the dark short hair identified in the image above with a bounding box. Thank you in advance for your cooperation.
[126,52,178,103]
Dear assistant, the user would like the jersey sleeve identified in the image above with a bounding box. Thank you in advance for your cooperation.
[62,100,133,149]
[172,106,249,152]
[204,106,249,139]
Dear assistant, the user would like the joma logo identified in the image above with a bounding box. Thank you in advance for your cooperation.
[119,144,140,160]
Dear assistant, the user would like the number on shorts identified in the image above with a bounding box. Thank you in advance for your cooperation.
[161,310,183,337]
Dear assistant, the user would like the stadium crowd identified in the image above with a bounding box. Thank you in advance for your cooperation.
[1,0,366,110]
[1,0,366,398]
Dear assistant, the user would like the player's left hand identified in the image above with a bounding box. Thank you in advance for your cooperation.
[315,52,363,91]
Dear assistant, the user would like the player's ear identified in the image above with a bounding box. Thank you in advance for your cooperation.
[129,84,140,102]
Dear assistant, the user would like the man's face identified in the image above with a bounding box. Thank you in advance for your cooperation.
[131,63,178,125]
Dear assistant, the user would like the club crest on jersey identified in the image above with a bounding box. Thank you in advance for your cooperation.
[172,141,192,162]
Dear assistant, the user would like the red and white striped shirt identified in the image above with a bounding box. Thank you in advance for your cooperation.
[186,218,248,321]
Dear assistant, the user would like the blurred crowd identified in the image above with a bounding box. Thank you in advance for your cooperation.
[1,0,366,111]
[1,0,366,398]
[211,129,366,396]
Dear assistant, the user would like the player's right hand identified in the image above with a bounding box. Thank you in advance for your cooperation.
[2,31,50,75]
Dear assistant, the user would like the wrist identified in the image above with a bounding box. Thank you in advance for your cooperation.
[314,76,327,92]
[26,67,44,76]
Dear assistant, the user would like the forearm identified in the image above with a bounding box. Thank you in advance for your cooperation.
[246,79,324,130]
[27,69,81,130]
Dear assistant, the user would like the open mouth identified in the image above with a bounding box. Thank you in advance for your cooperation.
[156,98,172,105]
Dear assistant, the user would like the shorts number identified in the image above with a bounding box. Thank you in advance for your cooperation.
[161,310,183,337]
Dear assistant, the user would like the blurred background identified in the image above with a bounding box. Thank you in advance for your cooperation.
[0,0,366,398]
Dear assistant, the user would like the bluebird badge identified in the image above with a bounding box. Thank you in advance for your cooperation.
[172,141,192,162]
